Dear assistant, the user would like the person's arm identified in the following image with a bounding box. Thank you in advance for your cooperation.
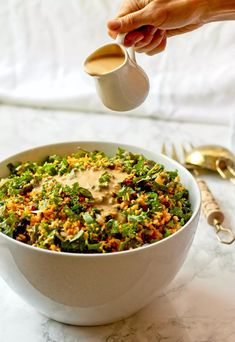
[107,0,235,55]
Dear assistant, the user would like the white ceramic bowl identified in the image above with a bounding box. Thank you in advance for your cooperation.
[0,142,201,326]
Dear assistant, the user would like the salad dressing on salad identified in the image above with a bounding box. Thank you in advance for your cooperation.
[55,169,128,215]
[0,148,192,253]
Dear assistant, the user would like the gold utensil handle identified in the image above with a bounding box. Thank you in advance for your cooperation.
[196,178,224,225]
[196,177,235,244]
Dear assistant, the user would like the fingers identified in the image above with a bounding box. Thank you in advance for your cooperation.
[107,7,153,33]
[132,25,158,48]
[107,29,145,46]
[108,25,156,44]
[146,35,167,55]
[128,28,166,55]
[134,28,164,50]
[108,25,167,56]
[123,25,156,47]
[124,31,145,47]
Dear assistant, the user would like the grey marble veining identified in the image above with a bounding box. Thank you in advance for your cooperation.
[0,105,234,342]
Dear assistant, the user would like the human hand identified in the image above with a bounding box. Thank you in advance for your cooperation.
[107,0,209,55]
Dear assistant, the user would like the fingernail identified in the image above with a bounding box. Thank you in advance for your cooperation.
[108,19,121,30]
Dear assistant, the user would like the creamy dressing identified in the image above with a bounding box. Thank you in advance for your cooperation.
[85,55,125,76]
[55,169,128,216]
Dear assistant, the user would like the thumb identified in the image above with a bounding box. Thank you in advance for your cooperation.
[108,9,152,33]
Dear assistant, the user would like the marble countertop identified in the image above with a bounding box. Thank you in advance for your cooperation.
[0,105,234,342]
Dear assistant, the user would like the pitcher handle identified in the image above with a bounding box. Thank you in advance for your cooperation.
[116,33,136,63]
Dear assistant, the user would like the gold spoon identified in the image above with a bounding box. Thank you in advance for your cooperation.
[185,144,235,184]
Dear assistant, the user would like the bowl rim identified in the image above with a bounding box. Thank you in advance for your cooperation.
[0,140,201,258]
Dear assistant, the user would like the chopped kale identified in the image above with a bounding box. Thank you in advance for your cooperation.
[0,148,192,253]
[99,172,111,186]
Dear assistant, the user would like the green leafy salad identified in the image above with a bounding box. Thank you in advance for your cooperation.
[0,148,192,253]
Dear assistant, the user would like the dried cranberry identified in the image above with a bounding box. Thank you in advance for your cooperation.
[130,193,137,200]
[13,219,30,240]
[124,179,133,186]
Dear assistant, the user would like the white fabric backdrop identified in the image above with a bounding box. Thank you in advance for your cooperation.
[0,0,234,126]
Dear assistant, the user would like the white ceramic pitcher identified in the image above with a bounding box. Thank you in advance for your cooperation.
[84,34,150,111]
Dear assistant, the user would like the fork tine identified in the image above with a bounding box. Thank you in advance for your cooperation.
[189,142,194,150]
[161,142,193,164]
[182,145,188,160]
[171,144,179,162]
[161,142,167,155]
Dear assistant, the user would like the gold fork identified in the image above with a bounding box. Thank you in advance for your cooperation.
[161,143,235,245]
